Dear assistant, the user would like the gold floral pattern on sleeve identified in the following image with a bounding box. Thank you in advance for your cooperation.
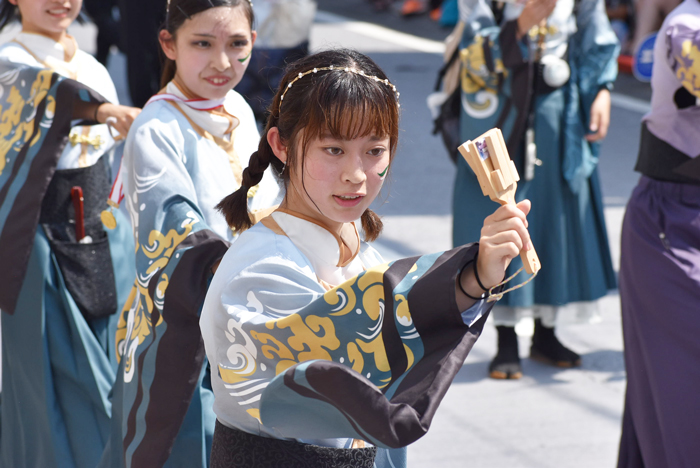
[115,218,196,382]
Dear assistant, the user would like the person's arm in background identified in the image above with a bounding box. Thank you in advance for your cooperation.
[572,0,620,143]
[72,100,141,136]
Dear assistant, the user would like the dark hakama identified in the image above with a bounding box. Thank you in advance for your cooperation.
[618,176,700,467]
[617,1,700,465]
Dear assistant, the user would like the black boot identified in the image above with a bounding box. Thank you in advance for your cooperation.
[530,319,582,368]
[488,326,522,379]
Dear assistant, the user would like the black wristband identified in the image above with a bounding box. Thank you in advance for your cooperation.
[458,259,487,301]
[93,104,100,122]
[473,256,489,292]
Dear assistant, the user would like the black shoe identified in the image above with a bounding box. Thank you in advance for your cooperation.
[489,326,522,379]
[530,319,582,368]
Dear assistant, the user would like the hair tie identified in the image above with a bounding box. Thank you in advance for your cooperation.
[458,260,488,301]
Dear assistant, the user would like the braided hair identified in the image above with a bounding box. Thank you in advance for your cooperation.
[217,48,400,241]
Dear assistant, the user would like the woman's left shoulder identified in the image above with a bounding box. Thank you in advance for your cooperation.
[74,50,112,80]
[0,42,31,63]
[359,241,386,268]
[225,90,255,119]
[74,50,119,102]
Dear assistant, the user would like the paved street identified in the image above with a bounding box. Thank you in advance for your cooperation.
[38,4,650,465]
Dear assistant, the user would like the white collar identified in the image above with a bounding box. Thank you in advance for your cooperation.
[162,81,239,139]
[13,31,79,78]
[270,211,366,288]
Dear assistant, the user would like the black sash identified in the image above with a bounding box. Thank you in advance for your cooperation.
[210,420,377,468]
[635,123,700,185]
[39,156,118,321]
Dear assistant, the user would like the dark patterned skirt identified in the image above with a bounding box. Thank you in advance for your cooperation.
[210,420,377,468]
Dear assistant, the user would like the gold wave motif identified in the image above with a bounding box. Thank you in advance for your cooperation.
[460,35,506,119]
[220,264,397,389]
[0,71,53,175]
[677,39,700,98]
[115,220,196,381]
[460,35,506,94]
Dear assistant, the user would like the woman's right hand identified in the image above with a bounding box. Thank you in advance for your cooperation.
[516,0,558,39]
[96,103,141,138]
[475,200,532,290]
[455,200,532,310]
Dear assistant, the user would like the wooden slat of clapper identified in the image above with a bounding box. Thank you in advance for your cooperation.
[458,128,541,275]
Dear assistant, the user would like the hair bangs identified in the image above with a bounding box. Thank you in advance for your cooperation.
[301,72,398,152]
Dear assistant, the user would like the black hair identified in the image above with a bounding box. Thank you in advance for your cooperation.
[0,1,18,31]
[159,0,254,88]
[217,48,401,241]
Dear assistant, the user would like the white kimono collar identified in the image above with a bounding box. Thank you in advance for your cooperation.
[161,80,240,139]
[12,31,79,78]
[267,210,366,288]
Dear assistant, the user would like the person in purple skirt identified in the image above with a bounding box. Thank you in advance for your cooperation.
[617,1,700,466]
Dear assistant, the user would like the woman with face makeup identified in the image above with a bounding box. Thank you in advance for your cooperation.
[0,1,139,466]
[100,1,281,466]
[200,48,534,468]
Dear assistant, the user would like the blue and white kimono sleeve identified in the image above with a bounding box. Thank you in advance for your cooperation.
[101,112,233,468]
[201,226,493,463]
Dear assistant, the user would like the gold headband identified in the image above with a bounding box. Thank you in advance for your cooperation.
[279,65,401,110]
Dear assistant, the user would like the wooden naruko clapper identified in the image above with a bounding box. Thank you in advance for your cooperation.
[458,128,541,275]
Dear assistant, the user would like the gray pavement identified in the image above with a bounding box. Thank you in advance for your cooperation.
[53,6,645,465]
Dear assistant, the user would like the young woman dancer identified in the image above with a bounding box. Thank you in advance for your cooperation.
[0,0,139,466]
[102,1,281,466]
[200,48,534,468]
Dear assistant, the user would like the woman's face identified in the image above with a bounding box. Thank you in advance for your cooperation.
[277,130,391,234]
[160,6,255,100]
[12,0,82,41]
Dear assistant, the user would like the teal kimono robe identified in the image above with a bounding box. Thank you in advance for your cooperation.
[100,89,281,468]
[453,0,619,308]
[0,52,134,467]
